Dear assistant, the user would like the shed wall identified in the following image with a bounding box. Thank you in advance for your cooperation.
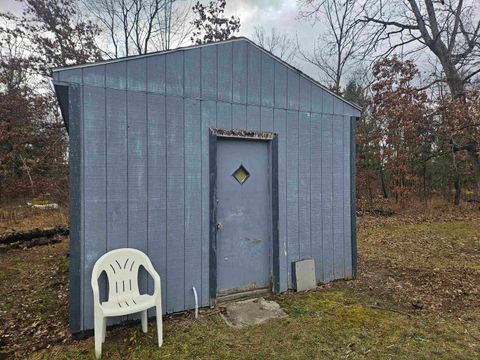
[55,40,358,332]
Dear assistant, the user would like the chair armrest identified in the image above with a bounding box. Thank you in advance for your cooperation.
[91,271,101,306]
[143,259,162,296]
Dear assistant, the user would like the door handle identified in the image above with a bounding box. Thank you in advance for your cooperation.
[216,223,222,231]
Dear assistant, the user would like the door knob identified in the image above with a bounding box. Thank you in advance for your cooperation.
[216,223,222,231]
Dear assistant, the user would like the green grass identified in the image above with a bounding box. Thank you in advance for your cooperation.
[31,289,480,360]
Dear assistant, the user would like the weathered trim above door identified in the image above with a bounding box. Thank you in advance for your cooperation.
[211,128,275,140]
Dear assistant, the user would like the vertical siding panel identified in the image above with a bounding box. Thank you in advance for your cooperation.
[83,65,105,87]
[147,94,167,314]
[59,69,82,83]
[333,116,345,279]
[261,53,274,107]
[298,112,311,259]
[216,101,232,128]
[217,43,233,102]
[323,91,334,114]
[184,49,201,98]
[343,116,352,278]
[287,70,299,110]
[68,85,82,332]
[274,62,287,109]
[274,109,288,292]
[232,103,247,130]
[247,44,261,105]
[321,115,334,282]
[127,92,148,296]
[201,100,216,305]
[106,89,127,250]
[202,46,217,100]
[312,85,323,114]
[299,77,311,112]
[106,62,127,90]
[166,96,185,312]
[147,55,166,94]
[127,59,147,92]
[310,113,323,282]
[166,52,184,97]
[334,97,344,115]
[184,99,202,309]
[232,41,247,104]
[246,105,260,131]
[83,86,106,330]
[350,117,357,277]
[260,107,273,131]
[344,104,353,116]
[286,110,299,286]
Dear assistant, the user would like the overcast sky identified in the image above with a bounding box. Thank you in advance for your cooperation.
[0,0,333,83]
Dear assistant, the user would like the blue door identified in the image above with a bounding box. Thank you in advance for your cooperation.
[216,138,271,295]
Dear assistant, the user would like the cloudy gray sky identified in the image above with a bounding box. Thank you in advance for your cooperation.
[0,0,329,82]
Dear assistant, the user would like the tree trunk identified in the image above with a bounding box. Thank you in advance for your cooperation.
[367,174,373,205]
[380,170,389,199]
[422,162,428,205]
[468,150,480,201]
[454,171,461,205]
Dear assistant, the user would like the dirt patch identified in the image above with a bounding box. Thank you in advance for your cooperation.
[348,257,480,312]
[351,217,480,313]
[220,298,287,328]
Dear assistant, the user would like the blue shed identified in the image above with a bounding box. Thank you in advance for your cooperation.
[52,37,361,335]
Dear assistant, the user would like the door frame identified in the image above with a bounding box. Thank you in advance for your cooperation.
[209,128,279,305]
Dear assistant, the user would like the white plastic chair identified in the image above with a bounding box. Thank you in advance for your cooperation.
[91,248,163,358]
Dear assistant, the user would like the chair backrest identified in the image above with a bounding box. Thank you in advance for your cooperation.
[92,248,150,301]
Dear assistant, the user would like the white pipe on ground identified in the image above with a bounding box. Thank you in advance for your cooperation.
[192,286,199,319]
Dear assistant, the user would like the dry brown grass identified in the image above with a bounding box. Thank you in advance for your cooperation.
[0,203,68,234]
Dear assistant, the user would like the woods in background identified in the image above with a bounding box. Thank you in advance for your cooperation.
[0,0,479,207]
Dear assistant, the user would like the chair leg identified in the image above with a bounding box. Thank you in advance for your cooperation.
[156,305,163,347]
[141,310,148,333]
[102,317,107,343]
[94,315,103,359]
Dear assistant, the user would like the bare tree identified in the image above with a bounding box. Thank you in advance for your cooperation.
[82,0,192,57]
[152,0,193,51]
[253,26,296,63]
[298,0,369,93]
[361,0,480,98]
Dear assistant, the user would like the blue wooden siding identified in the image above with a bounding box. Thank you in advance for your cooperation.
[273,109,288,292]
[184,99,202,309]
[53,39,359,332]
[298,112,311,260]
[286,110,299,285]
[105,88,127,251]
[82,86,107,330]
[146,93,167,314]
[166,96,185,312]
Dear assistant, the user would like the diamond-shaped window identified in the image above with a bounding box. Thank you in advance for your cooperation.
[232,165,250,185]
